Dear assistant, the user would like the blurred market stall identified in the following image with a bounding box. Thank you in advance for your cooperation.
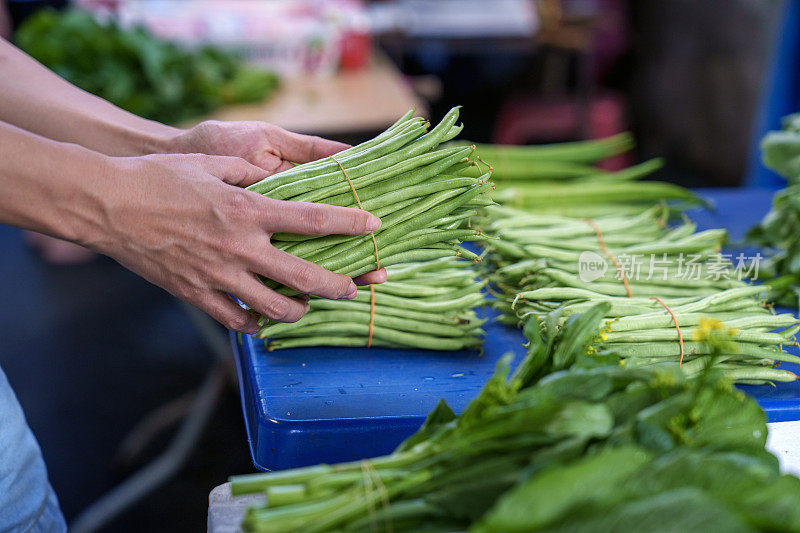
[115,0,427,135]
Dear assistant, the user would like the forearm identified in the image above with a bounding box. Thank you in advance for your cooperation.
[0,39,180,157]
[0,120,111,243]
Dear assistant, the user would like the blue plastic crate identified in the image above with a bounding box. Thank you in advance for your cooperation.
[231,308,525,471]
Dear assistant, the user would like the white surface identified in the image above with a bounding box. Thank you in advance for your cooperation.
[208,482,263,533]
[767,421,800,476]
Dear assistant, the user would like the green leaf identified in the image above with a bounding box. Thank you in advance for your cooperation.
[539,488,753,533]
[395,399,456,453]
[472,446,652,532]
[457,354,516,430]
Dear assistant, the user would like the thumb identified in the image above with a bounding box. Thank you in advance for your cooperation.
[204,155,270,188]
[273,130,351,164]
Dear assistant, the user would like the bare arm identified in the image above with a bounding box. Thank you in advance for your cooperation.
[0,120,382,332]
[0,38,179,156]
[0,38,354,175]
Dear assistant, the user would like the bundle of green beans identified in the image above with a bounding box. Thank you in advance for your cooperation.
[230,304,800,532]
[527,288,799,384]
[467,133,635,176]
[246,107,494,296]
[482,204,734,306]
[255,257,487,351]
[480,205,800,383]
[455,135,700,217]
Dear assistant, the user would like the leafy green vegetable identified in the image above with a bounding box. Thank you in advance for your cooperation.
[394,398,456,453]
[761,113,800,182]
[477,441,800,533]
[471,317,799,533]
[538,487,753,533]
[472,446,654,532]
[745,112,800,306]
[230,304,800,532]
[747,184,800,307]
[15,8,278,124]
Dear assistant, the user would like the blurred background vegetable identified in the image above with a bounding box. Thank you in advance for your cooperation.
[15,8,278,124]
[748,115,800,307]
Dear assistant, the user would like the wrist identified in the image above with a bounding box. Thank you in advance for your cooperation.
[125,121,184,156]
[0,122,118,246]
[50,146,120,249]
[160,125,204,156]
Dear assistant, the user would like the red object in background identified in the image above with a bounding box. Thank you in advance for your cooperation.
[492,93,630,170]
[339,31,371,70]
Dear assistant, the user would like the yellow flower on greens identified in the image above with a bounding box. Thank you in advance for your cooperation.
[692,317,739,354]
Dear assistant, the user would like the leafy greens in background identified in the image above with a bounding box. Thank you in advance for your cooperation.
[747,184,800,307]
[761,113,800,183]
[748,113,800,307]
[16,9,279,125]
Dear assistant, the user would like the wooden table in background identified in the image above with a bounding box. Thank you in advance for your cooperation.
[196,55,427,136]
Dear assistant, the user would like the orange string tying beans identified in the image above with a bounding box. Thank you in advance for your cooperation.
[650,296,686,366]
[368,286,377,348]
[330,156,381,347]
[583,218,632,298]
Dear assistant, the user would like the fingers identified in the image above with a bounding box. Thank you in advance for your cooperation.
[353,268,387,286]
[261,247,358,300]
[247,151,297,176]
[233,275,309,323]
[197,291,260,334]
[261,199,381,236]
[269,159,295,175]
[203,155,270,187]
[272,128,351,164]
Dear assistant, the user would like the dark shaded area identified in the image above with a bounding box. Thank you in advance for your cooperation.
[0,225,252,531]
[6,0,67,29]
[378,0,783,186]
[628,0,782,186]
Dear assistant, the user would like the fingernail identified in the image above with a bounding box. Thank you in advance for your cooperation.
[345,281,358,299]
[366,215,381,232]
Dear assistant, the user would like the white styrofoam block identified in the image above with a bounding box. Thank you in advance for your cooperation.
[767,421,800,477]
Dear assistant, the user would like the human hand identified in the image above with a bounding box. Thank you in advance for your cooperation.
[172,120,350,176]
[84,153,383,333]
[169,121,387,286]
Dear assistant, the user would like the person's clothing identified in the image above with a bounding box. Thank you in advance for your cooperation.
[0,365,66,532]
